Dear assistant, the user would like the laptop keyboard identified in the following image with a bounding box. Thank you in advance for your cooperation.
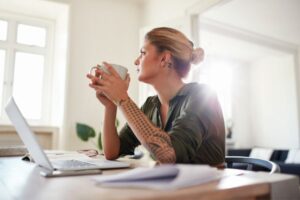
[53,160,97,169]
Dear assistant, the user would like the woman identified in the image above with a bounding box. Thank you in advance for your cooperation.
[87,27,225,166]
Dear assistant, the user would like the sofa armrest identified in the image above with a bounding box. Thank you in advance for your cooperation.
[275,162,300,176]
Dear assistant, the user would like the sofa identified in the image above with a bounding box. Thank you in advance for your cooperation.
[227,148,300,178]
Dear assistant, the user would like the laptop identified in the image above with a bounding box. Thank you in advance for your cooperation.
[5,97,130,177]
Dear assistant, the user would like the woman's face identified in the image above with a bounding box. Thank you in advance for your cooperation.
[134,40,163,83]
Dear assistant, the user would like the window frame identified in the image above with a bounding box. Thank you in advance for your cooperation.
[0,12,54,125]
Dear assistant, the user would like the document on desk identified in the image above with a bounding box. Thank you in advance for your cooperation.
[94,164,225,190]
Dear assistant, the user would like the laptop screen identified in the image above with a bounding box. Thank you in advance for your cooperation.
[5,97,54,170]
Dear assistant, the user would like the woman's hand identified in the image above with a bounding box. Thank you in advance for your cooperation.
[87,62,130,106]
[87,72,115,108]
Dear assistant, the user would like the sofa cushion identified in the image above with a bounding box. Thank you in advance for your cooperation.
[294,151,300,163]
[285,149,300,163]
[249,147,273,160]
[277,150,288,162]
[270,150,281,161]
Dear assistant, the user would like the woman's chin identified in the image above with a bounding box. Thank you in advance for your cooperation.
[138,75,144,82]
[137,73,144,81]
[138,75,149,83]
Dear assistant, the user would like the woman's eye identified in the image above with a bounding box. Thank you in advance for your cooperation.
[140,50,146,55]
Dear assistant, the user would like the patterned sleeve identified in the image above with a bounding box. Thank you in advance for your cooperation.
[118,97,154,156]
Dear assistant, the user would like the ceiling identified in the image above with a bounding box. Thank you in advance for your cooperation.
[199,0,300,63]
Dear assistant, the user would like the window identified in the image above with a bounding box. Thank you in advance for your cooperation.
[17,24,46,47]
[0,20,8,40]
[13,52,45,120]
[0,50,5,113]
[0,15,53,124]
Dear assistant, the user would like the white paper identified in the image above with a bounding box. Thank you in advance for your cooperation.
[93,164,224,190]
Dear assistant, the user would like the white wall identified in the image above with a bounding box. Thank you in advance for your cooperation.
[200,0,300,45]
[227,53,299,149]
[54,0,142,150]
[231,63,253,148]
[142,0,200,26]
[250,55,299,148]
[197,0,300,149]
[141,0,221,27]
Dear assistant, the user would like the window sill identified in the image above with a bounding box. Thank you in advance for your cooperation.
[0,125,59,149]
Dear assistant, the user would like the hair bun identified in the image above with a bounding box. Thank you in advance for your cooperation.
[191,48,204,65]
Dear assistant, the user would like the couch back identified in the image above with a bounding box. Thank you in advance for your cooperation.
[227,149,289,162]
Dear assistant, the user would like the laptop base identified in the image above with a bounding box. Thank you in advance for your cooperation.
[40,168,102,177]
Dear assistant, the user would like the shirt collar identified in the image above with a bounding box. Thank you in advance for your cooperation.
[150,83,197,105]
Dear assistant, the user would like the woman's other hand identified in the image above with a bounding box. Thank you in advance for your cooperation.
[87,66,115,108]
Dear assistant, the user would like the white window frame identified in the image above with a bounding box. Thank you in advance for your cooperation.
[0,12,54,125]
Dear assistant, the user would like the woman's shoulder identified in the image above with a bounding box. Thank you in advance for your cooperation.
[184,82,217,97]
[183,83,220,113]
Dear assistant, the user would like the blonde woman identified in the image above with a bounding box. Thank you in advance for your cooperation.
[87,27,225,166]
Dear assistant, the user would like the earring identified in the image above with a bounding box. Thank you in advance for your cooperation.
[165,61,172,68]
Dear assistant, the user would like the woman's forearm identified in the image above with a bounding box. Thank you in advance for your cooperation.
[102,106,120,160]
[119,97,176,164]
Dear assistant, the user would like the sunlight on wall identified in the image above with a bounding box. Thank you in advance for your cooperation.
[196,58,233,122]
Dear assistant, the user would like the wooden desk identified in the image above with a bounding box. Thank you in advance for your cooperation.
[0,157,299,200]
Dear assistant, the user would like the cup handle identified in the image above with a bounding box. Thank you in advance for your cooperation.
[89,66,98,76]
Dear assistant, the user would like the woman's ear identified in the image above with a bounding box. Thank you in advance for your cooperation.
[160,51,172,67]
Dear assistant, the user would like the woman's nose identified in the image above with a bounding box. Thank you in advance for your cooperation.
[134,57,140,66]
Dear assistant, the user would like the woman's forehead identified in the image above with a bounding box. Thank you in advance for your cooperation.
[142,40,155,50]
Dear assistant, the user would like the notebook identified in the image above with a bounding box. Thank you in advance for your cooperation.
[5,97,130,177]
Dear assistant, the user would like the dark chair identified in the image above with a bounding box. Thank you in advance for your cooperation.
[225,156,281,174]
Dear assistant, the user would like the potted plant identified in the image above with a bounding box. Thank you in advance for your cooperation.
[76,119,119,151]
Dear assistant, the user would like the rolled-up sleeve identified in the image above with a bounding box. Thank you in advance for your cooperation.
[169,111,206,163]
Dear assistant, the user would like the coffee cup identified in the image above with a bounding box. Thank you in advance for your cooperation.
[89,63,128,80]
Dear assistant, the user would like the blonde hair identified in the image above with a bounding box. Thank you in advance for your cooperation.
[145,27,204,77]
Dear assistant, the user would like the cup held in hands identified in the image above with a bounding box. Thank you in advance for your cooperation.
[90,64,128,80]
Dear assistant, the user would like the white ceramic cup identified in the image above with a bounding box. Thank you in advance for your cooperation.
[90,64,128,80]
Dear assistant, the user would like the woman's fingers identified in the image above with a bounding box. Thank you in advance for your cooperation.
[87,72,110,86]
[89,83,107,93]
[87,62,129,104]
[103,62,121,78]
[125,74,130,87]
[90,61,126,81]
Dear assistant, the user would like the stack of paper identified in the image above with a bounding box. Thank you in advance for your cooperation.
[94,164,223,190]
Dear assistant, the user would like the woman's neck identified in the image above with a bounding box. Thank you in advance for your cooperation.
[152,78,185,105]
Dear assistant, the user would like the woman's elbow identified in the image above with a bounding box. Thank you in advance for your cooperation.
[103,151,119,160]
[156,149,176,164]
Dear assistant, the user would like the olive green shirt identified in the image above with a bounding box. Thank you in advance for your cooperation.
[119,83,225,165]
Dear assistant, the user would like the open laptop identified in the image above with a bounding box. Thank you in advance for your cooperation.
[5,97,130,177]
